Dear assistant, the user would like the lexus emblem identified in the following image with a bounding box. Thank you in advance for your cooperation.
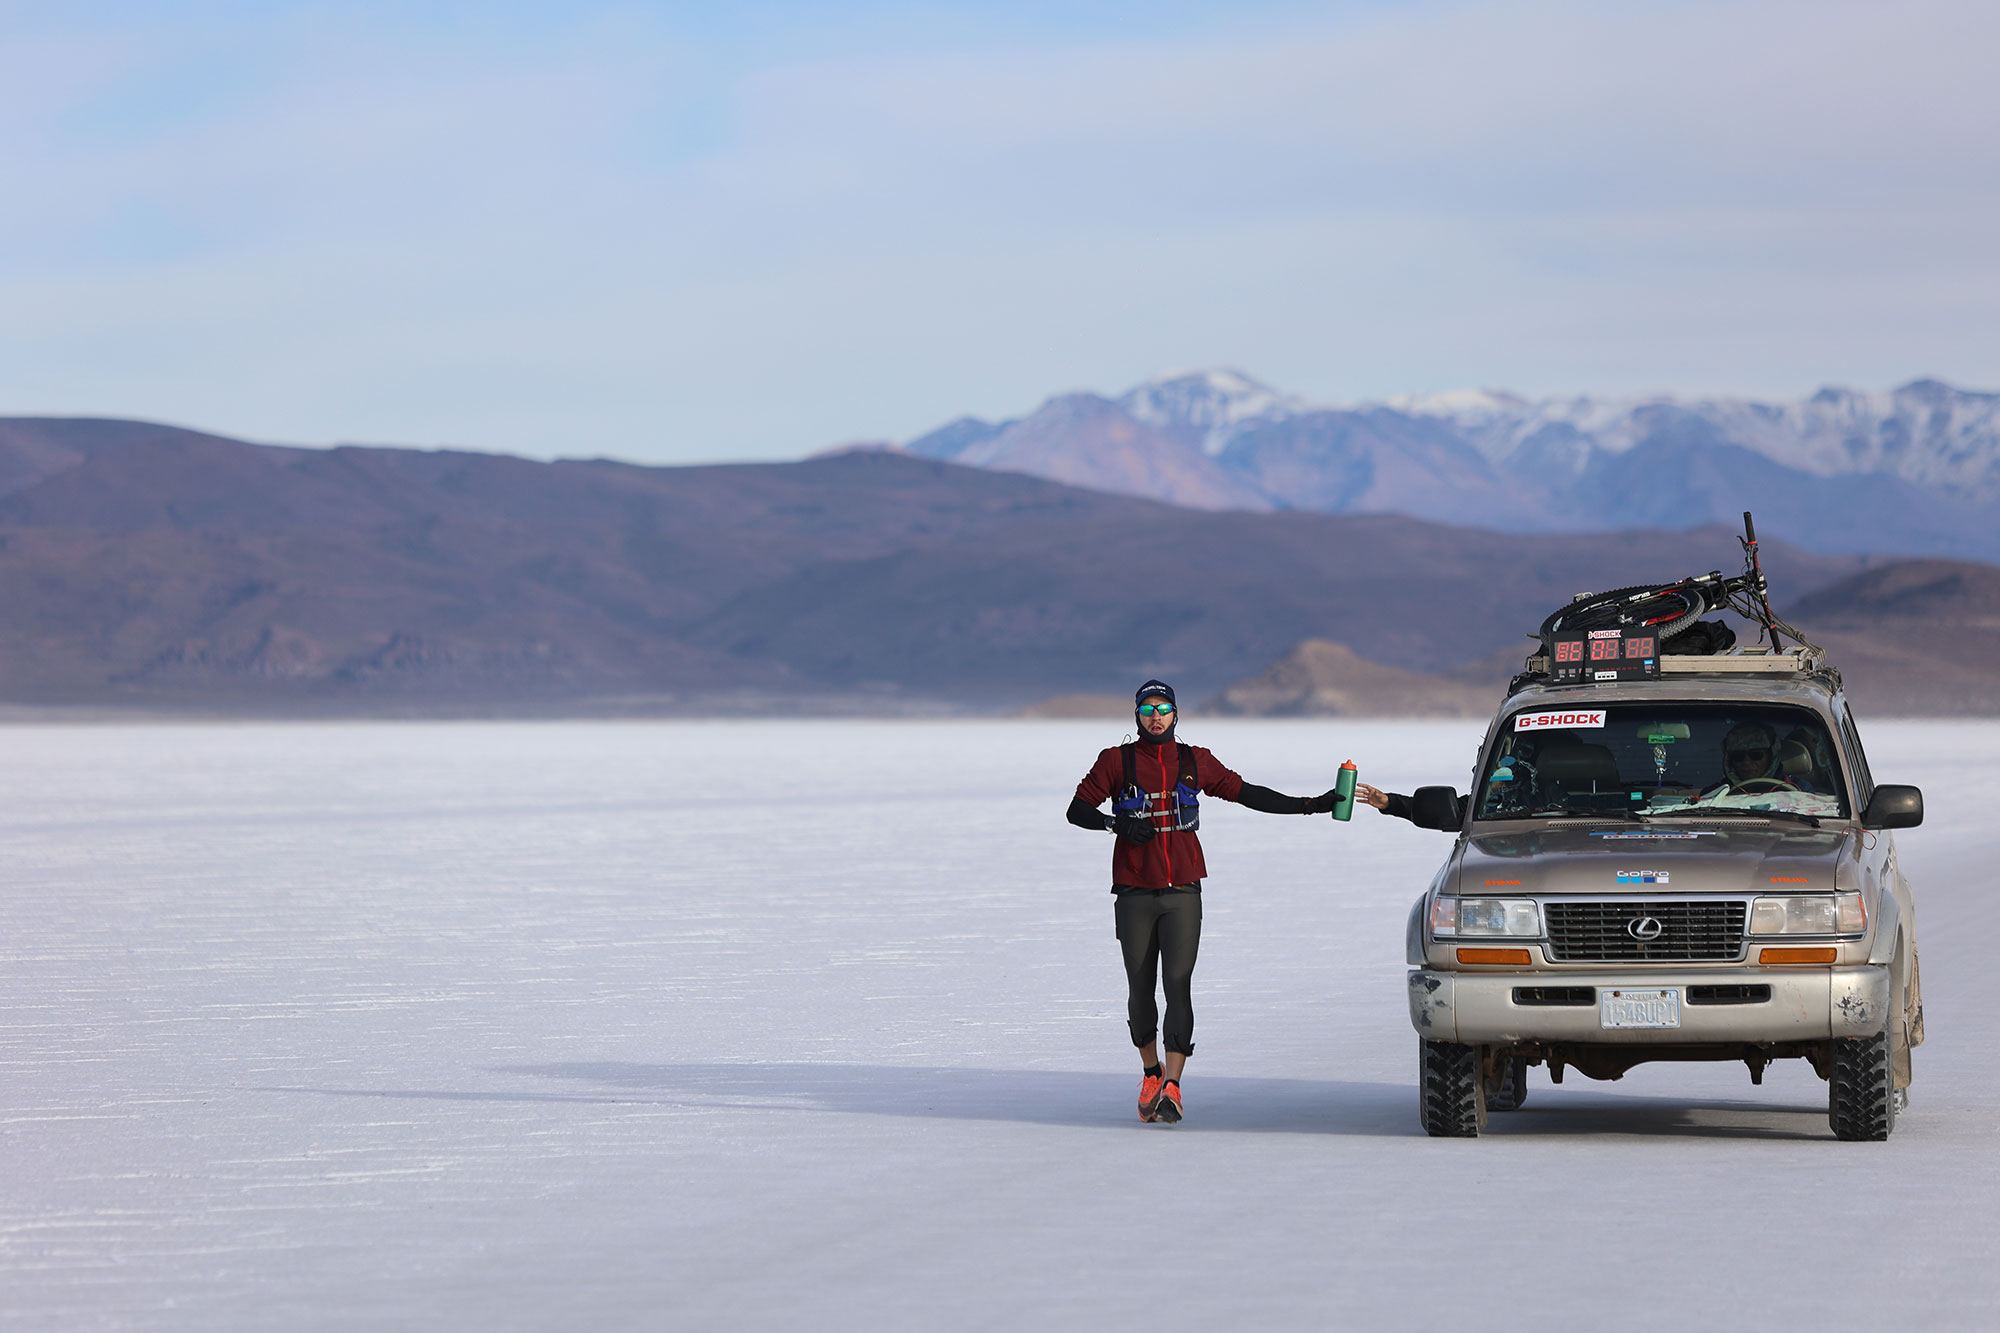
[1627,916,1665,941]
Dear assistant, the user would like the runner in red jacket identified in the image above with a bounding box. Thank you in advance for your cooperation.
[1066,679,1345,1123]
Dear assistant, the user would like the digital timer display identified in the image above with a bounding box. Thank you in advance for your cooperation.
[1548,629,1661,683]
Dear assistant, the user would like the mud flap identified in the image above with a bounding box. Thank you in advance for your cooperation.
[1894,948,1923,1091]
[1907,948,1926,1048]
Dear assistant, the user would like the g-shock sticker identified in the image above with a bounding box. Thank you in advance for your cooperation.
[1515,709,1606,731]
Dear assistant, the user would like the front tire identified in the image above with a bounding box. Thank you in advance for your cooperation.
[1828,1020,1897,1141]
[1420,1039,1486,1137]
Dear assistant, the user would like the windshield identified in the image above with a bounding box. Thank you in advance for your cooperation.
[1476,702,1848,821]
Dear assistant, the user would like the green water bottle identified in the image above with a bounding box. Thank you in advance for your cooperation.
[1332,760,1357,822]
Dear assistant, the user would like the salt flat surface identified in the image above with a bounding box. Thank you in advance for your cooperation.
[1,718,1996,1331]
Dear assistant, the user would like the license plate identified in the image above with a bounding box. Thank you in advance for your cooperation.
[1600,988,1681,1029]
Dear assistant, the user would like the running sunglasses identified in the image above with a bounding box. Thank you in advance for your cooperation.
[1728,747,1772,762]
[1137,703,1176,717]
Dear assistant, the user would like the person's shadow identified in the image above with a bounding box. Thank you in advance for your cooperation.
[497,1061,1416,1136]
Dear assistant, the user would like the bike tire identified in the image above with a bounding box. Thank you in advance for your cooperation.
[1540,583,1705,644]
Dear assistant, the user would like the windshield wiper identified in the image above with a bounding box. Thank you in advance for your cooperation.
[1660,806,1822,828]
[1540,805,1648,822]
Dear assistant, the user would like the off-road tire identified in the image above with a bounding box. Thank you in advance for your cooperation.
[1486,1054,1529,1113]
[1420,1039,1486,1137]
[1828,1023,1896,1141]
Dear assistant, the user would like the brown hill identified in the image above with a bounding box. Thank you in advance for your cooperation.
[1785,560,2000,715]
[0,414,1942,714]
[1208,639,1491,717]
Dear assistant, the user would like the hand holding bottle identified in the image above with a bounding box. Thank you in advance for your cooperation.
[1331,760,1357,821]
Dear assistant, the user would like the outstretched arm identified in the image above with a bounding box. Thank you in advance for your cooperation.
[1197,749,1341,815]
[1356,783,1416,822]
[1234,782,1346,815]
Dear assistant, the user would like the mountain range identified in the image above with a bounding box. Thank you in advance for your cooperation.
[904,371,2000,561]
[0,414,1993,716]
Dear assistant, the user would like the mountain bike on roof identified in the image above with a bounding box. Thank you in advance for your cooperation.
[1537,512,1818,657]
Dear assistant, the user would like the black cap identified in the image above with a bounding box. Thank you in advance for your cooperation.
[1135,679,1176,708]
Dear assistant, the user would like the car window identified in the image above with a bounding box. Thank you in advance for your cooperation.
[1476,702,1848,820]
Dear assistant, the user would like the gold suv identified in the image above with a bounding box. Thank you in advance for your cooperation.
[1404,647,1923,1140]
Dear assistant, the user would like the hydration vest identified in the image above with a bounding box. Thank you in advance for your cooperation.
[1113,742,1200,833]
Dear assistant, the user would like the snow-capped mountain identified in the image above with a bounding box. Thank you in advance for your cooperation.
[906,378,1276,512]
[1118,369,1310,456]
[1392,379,2000,499]
[904,371,2000,558]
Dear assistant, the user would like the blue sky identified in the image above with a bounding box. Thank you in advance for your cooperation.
[3,1,1996,462]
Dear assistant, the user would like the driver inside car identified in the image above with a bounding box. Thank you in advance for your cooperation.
[1723,722,1780,786]
[1713,721,1820,793]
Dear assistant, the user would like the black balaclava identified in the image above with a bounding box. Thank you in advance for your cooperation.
[1134,679,1178,747]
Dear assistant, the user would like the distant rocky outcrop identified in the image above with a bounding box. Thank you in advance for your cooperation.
[1205,559,2000,719]
[1207,640,1490,717]
[1016,694,1133,718]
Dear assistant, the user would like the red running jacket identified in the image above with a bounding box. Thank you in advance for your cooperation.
[1074,742,1247,889]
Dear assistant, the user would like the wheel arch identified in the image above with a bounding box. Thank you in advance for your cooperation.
[1867,893,1903,966]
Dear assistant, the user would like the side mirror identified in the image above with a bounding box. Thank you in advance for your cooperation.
[1411,786,1466,831]
[1861,784,1923,830]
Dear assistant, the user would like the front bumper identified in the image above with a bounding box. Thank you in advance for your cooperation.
[1407,965,1890,1044]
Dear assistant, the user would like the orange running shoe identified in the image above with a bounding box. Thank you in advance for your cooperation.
[1137,1071,1163,1122]
[1154,1079,1183,1124]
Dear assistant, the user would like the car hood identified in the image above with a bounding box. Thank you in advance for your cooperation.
[1457,822,1858,897]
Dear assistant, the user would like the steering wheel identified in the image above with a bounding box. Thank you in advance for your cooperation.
[1729,776,1798,794]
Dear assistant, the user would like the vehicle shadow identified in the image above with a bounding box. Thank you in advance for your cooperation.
[1483,1090,1836,1140]
[494,1062,1417,1137]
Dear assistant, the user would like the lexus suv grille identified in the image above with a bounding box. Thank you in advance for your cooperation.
[1543,899,1748,962]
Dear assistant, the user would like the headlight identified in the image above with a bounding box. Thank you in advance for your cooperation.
[1749,893,1865,936]
[1446,897,1541,937]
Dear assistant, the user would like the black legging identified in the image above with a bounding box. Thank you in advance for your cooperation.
[1115,887,1202,1056]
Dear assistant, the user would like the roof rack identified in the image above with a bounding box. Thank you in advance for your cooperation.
[1516,643,1838,689]
[1658,645,1826,675]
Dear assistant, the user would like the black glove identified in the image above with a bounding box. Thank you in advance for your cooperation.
[1300,787,1342,815]
[1113,811,1157,846]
